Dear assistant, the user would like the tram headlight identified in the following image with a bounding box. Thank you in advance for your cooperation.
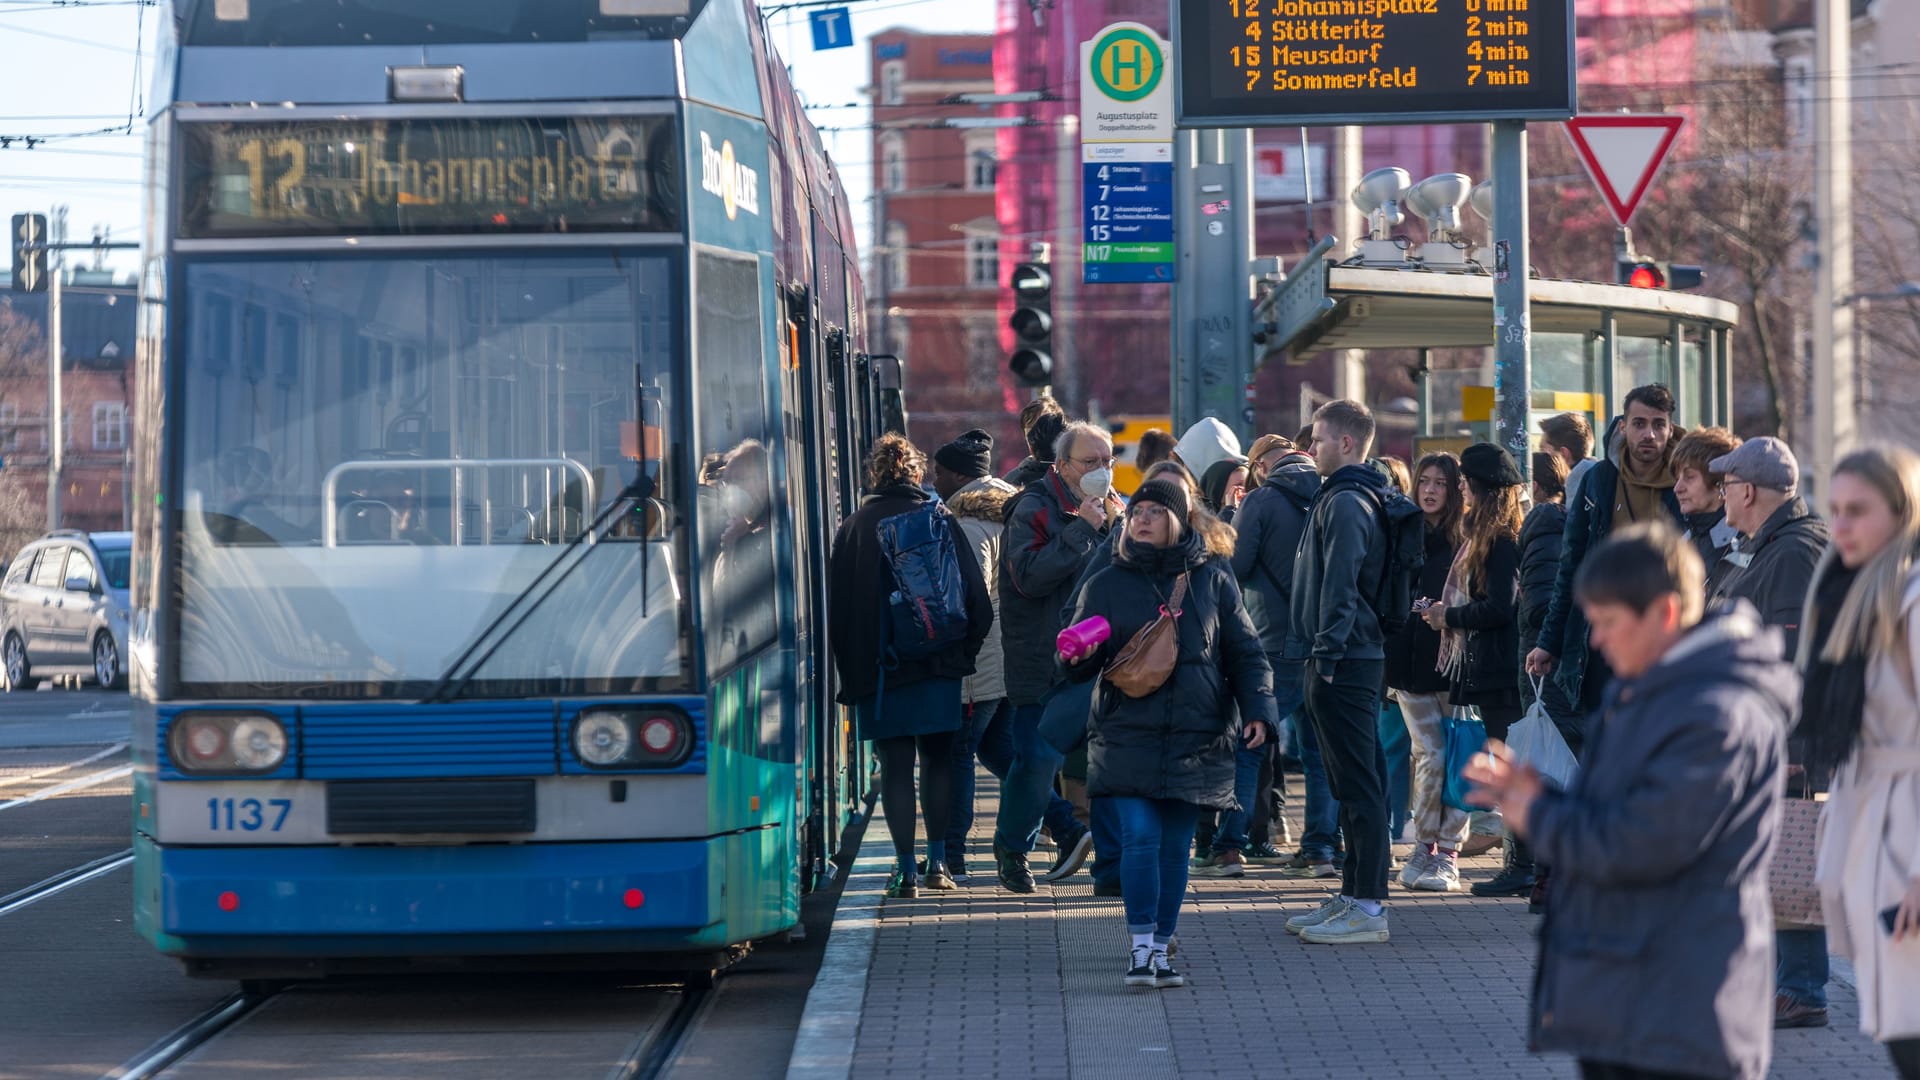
[168,712,289,775]
[572,708,694,770]
[574,712,634,767]
[230,716,289,771]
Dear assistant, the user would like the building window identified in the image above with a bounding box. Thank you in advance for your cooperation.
[968,236,998,288]
[1783,55,1813,143]
[881,61,905,106]
[0,403,15,452]
[965,132,997,191]
[881,133,905,193]
[885,221,909,290]
[93,402,126,451]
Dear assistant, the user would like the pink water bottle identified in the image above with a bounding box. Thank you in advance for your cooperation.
[1057,616,1111,659]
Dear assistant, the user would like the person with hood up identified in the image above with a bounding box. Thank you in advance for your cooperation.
[1171,417,1243,483]
[1466,523,1795,1080]
[931,428,1019,881]
[828,435,995,898]
[1670,427,1742,598]
[1801,445,1920,1076]
[1004,396,1068,489]
[1059,477,1278,989]
[1194,437,1321,878]
[1529,384,1686,715]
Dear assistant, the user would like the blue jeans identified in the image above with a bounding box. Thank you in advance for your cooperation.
[1113,796,1203,941]
[993,702,1085,855]
[948,698,1010,856]
[1089,795,1121,888]
[1290,700,1339,861]
[1215,662,1306,853]
[1777,927,1830,1009]
[1378,698,1412,840]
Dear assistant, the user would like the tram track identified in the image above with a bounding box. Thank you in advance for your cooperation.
[105,991,267,1080]
[0,847,135,919]
[608,981,716,1080]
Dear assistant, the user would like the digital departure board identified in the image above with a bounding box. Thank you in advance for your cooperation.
[178,115,680,239]
[1174,0,1575,128]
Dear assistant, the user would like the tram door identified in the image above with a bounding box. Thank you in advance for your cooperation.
[782,287,831,889]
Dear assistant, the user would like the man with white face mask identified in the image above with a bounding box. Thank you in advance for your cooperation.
[993,419,1123,893]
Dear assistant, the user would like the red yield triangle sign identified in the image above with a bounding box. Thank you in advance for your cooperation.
[1563,114,1685,227]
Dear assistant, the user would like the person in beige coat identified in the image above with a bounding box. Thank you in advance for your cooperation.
[1803,444,1920,1078]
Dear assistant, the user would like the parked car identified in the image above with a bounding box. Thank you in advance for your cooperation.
[0,530,131,690]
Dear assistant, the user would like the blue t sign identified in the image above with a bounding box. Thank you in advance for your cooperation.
[809,7,854,51]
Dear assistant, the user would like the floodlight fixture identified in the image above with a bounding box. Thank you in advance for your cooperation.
[1350,167,1411,242]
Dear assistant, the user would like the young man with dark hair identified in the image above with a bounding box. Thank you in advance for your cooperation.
[1285,398,1393,944]
[1467,523,1794,1080]
[1528,385,1685,714]
[1540,412,1596,501]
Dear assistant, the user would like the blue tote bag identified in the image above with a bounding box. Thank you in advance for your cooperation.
[1441,707,1487,813]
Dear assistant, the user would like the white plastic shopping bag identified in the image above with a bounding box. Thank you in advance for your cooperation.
[1505,677,1579,787]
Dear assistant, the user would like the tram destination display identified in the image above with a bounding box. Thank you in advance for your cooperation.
[1173,0,1574,127]
[178,115,681,238]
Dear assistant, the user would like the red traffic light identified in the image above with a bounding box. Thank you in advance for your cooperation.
[1628,263,1664,289]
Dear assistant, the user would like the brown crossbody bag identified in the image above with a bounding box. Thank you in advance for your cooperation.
[1102,573,1188,698]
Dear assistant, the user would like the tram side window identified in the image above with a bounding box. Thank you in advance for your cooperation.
[695,252,777,675]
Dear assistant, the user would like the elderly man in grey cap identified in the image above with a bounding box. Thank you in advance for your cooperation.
[1709,434,1834,1032]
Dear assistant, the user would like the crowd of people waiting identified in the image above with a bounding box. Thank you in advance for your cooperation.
[826,386,1920,1080]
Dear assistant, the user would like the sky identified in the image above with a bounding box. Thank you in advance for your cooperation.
[0,0,995,279]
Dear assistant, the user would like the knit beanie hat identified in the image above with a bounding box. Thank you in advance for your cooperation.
[934,428,994,479]
[1129,478,1191,531]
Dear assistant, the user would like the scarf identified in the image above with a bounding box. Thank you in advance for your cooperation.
[1435,542,1474,681]
[1795,561,1865,794]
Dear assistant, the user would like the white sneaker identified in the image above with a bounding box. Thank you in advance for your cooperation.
[1397,847,1434,889]
[1413,851,1461,892]
[1299,902,1390,944]
[1284,895,1349,936]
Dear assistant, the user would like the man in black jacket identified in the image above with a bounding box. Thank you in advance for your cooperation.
[1284,400,1394,945]
[992,421,1119,891]
[1528,385,1686,714]
[1707,435,1834,1031]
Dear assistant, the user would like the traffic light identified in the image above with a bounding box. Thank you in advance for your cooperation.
[1007,262,1052,387]
[10,213,47,293]
[1617,255,1705,291]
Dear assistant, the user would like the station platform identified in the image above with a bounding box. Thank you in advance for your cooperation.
[790,782,1895,1080]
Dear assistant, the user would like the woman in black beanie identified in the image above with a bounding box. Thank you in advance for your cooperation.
[1423,442,1528,896]
[1059,477,1279,989]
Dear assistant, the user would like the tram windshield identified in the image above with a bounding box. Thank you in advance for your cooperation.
[174,252,689,697]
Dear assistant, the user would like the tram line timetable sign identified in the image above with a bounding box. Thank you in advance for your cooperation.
[1172,0,1575,128]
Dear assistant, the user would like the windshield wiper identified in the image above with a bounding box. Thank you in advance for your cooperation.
[418,471,655,705]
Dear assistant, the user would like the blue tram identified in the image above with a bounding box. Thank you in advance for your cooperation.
[130,0,897,977]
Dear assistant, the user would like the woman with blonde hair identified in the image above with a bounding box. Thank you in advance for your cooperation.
[1804,444,1920,1076]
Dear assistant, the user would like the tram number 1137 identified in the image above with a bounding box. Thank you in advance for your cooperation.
[208,797,294,832]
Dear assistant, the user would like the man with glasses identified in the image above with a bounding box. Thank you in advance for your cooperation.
[1528,384,1686,715]
[1708,436,1834,1032]
[994,420,1122,892]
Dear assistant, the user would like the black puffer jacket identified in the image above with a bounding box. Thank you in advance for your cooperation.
[1711,496,1830,658]
[1385,526,1458,694]
[1519,501,1566,653]
[1444,535,1521,704]
[1061,531,1278,810]
[828,483,993,705]
[999,468,1112,705]
[1229,453,1320,656]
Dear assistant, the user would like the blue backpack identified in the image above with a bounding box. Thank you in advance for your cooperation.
[875,502,970,662]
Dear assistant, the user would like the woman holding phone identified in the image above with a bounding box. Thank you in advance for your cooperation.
[1058,478,1278,990]
[1804,444,1920,1077]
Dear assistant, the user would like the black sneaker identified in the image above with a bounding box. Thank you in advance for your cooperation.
[1244,843,1289,864]
[1092,879,1123,897]
[1470,866,1537,897]
[1124,944,1155,988]
[885,869,918,899]
[924,862,957,891]
[1040,830,1094,883]
[1150,947,1184,989]
[994,843,1035,894]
